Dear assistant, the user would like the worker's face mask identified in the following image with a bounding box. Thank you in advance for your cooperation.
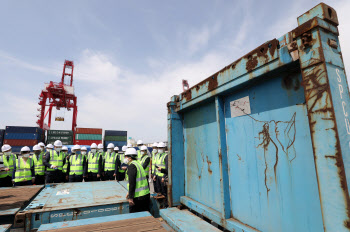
[153,149,157,154]
[108,149,113,153]
[82,151,86,155]
[99,149,103,153]
[141,150,146,155]
[22,153,30,158]
[4,151,11,156]
[41,147,45,151]
[91,149,96,153]
[123,157,130,164]
[158,149,164,153]
[55,147,62,152]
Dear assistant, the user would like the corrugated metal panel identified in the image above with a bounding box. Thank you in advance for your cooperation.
[104,130,127,136]
[47,130,73,136]
[4,139,39,146]
[75,134,102,140]
[76,128,102,134]
[104,136,127,141]
[167,3,350,232]
[4,133,40,140]
[5,126,43,134]
[75,140,101,145]
[19,182,129,231]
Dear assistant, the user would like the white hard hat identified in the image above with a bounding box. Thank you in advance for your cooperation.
[54,140,63,147]
[81,146,87,151]
[122,145,127,152]
[127,143,132,148]
[46,144,54,149]
[152,142,158,147]
[72,145,81,151]
[114,146,119,151]
[91,143,97,149]
[107,143,115,149]
[1,144,12,152]
[125,148,137,156]
[38,142,45,147]
[97,144,104,149]
[141,145,147,151]
[33,145,41,151]
[21,146,31,152]
[62,146,68,151]
[137,140,143,145]
[157,142,166,148]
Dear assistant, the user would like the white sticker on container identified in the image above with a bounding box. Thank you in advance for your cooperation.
[230,96,251,118]
[56,189,70,195]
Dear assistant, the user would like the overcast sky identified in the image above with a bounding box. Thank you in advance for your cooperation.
[0,0,349,143]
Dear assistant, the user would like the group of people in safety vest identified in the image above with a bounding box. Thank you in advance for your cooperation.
[0,139,168,213]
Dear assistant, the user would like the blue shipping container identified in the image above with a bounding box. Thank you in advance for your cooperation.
[5,126,43,134]
[104,130,127,136]
[166,3,350,232]
[11,146,33,153]
[4,133,41,140]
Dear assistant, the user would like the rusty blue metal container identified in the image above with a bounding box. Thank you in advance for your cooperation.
[14,181,129,231]
[166,3,350,232]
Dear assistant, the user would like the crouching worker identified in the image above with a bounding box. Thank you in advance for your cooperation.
[13,146,35,186]
[125,148,150,213]
[67,145,87,182]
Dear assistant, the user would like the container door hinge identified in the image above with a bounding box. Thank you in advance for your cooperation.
[287,41,299,61]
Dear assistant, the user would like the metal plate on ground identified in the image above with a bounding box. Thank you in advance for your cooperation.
[37,212,172,231]
[19,181,129,231]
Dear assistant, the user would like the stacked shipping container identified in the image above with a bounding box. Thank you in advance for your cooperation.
[4,126,44,152]
[104,130,127,150]
[75,128,102,145]
[46,130,73,145]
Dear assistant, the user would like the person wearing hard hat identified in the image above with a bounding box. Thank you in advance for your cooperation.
[38,142,46,154]
[139,145,150,181]
[124,148,150,213]
[61,146,70,183]
[151,142,159,192]
[43,140,66,183]
[81,146,88,181]
[66,145,87,182]
[46,144,54,151]
[136,140,144,159]
[0,144,16,187]
[97,143,105,181]
[87,143,103,181]
[104,143,118,181]
[12,146,35,186]
[116,145,127,181]
[154,142,168,197]
[32,145,45,185]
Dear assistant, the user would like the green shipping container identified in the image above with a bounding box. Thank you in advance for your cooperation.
[104,135,127,141]
[47,130,73,136]
[75,134,102,140]
[47,135,73,142]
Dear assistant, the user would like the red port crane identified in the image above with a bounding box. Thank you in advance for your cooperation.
[36,60,78,135]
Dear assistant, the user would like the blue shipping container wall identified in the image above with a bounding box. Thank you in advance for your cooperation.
[11,146,33,153]
[166,3,350,232]
[5,126,43,134]
[104,130,127,136]
[4,133,41,140]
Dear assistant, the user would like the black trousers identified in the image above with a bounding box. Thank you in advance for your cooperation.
[14,180,32,186]
[69,174,83,182]
[117,172,125,181]
[105,170,115,180]
[46,170,62,183]
[157,176,167,196]
[35,175,45,185]
[0,176,13,187]
[129,195,150,213]
[87,172,99,181]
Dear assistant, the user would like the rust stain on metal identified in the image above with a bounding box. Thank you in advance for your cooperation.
[236,154,242,161]
[206,156,212,175]
[246,56,258,73]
